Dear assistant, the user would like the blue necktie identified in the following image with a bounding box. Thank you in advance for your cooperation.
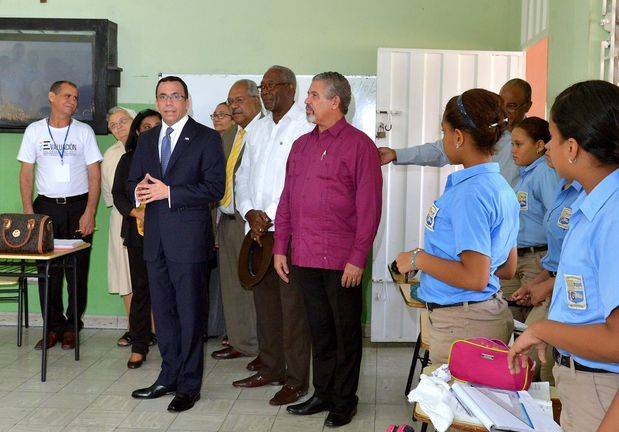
[161,127,173,174]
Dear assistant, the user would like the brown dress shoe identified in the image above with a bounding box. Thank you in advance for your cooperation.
[269,385,308,406]
[34,331,60,350]
[232,372,286,388]
[61,331,76,350]
[246,356,263,371]
[211,346,248,360]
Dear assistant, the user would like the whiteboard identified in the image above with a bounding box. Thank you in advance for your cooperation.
[161,73,376,138]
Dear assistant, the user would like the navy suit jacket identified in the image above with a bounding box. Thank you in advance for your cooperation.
[128,116,225,263]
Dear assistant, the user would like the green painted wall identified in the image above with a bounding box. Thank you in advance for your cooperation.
[546,0,606,104]
[0,0,522,319]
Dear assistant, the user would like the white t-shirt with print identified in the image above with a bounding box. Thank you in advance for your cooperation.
[17,118,103,198]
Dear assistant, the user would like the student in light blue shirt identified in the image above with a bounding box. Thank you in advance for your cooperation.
[512,178,583,309]
[508,80,619,432]
[501,117,560,322]
[395,88,519,363]
[378,78,533,187]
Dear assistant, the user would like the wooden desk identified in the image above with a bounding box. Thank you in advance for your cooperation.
[412,364,562,431]
[0,243,90,381]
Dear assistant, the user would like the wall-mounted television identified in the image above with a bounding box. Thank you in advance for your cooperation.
[0,18,122,134]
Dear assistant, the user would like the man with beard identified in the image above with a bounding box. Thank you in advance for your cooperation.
[378,78,533,187]
[274,72,382,427]
[233,65,313,406]
[211,80,263,367]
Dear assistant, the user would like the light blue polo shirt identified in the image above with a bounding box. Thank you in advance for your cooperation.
[514,157,560,247]
[418,163,520,305]
[540,180,583,273]
[548,169,619,372]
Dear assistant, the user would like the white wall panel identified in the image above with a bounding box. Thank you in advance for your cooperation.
[372,48,524,342]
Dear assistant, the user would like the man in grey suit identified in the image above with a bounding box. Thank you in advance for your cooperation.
[211,80,263,365]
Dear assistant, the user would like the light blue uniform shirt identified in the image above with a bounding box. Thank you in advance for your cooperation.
[394,130,520,187]
[548,169,619,372]
[540,180,583,273]
[418,163,520,305]
[514,157,560,247]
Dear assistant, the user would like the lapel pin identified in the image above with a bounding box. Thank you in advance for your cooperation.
[184,137,189,141]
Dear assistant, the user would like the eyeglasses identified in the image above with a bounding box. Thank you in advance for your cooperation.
[108,117,131,130]
[504,101,529,113]
[210,112,232,120]
[258,82,287,93]
[157,93,187,102]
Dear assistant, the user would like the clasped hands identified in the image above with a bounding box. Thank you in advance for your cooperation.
[136,173,169,205]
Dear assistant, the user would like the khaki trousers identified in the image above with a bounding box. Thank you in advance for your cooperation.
[501,250,546,322]
[524,298,554,383]
[427,296,514,364]
[218,213,258,356]
[553,364,619,432]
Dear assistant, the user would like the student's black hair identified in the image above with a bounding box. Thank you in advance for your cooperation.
[551,80,619,166]
[125,109,162,153]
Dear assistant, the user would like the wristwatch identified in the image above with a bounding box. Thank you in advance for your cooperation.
[409,247,423,272]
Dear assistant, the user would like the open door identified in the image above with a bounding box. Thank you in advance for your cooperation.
[371,48,524,342]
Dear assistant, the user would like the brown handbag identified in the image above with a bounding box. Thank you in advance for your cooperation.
[0,213,54,254]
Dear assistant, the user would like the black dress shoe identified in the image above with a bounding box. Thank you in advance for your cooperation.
[325,406,357,428]
[131,383,176,399]
[167,392,200,412]
[127,353,147,369]
[287,395,333,415]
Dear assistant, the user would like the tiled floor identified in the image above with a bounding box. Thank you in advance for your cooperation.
[0,327,419,432]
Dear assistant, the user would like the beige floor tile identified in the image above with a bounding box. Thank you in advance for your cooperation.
[236,385,281,401]
[0,390,52,408]
[59,378,114,395]
[0,407,34,427]
[191,397,235,415]
[38,392,98,409]
[168,412,227,431]
[118,410,177,429]
[201,384,241,400]
[230,398,280,416]
[15,407,81,427]
[68,408,130,428]
[272,414,326,432]
[220,414,276,432]
[88,393,140,411]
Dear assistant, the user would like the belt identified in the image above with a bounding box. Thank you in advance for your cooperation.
[553,348,614,374]
[38,193,88,205]
[517,245,547,257]
[426,293,498,312]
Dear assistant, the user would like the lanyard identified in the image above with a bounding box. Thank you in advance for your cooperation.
[46,118,72,165]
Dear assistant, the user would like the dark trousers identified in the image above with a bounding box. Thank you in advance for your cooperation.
[253,264,310,389]
[33,195,92,334]
[293,266,363,409]
[127,246,151,356]
[147,246,207,394]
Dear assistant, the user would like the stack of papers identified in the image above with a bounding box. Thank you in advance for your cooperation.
[54,239,85,249]
[451,382,562,431]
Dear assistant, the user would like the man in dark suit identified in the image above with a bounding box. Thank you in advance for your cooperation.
[128,76,225,412]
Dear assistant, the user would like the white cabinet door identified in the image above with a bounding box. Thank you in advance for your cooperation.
[371,48,524,342]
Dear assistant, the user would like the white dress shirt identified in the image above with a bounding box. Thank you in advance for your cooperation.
[235,104,313,232]
[218,113,261,215]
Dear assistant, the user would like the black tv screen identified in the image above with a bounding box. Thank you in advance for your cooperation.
[0,19,121,134]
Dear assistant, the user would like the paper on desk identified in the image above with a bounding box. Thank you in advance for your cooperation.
[452,382,534,431]
[518,391,563,432]
[54,239,85,249]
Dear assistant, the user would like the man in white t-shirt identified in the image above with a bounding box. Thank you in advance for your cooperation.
[17,80,103,351]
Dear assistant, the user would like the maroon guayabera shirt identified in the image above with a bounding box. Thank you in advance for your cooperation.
[274,117,382,271]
